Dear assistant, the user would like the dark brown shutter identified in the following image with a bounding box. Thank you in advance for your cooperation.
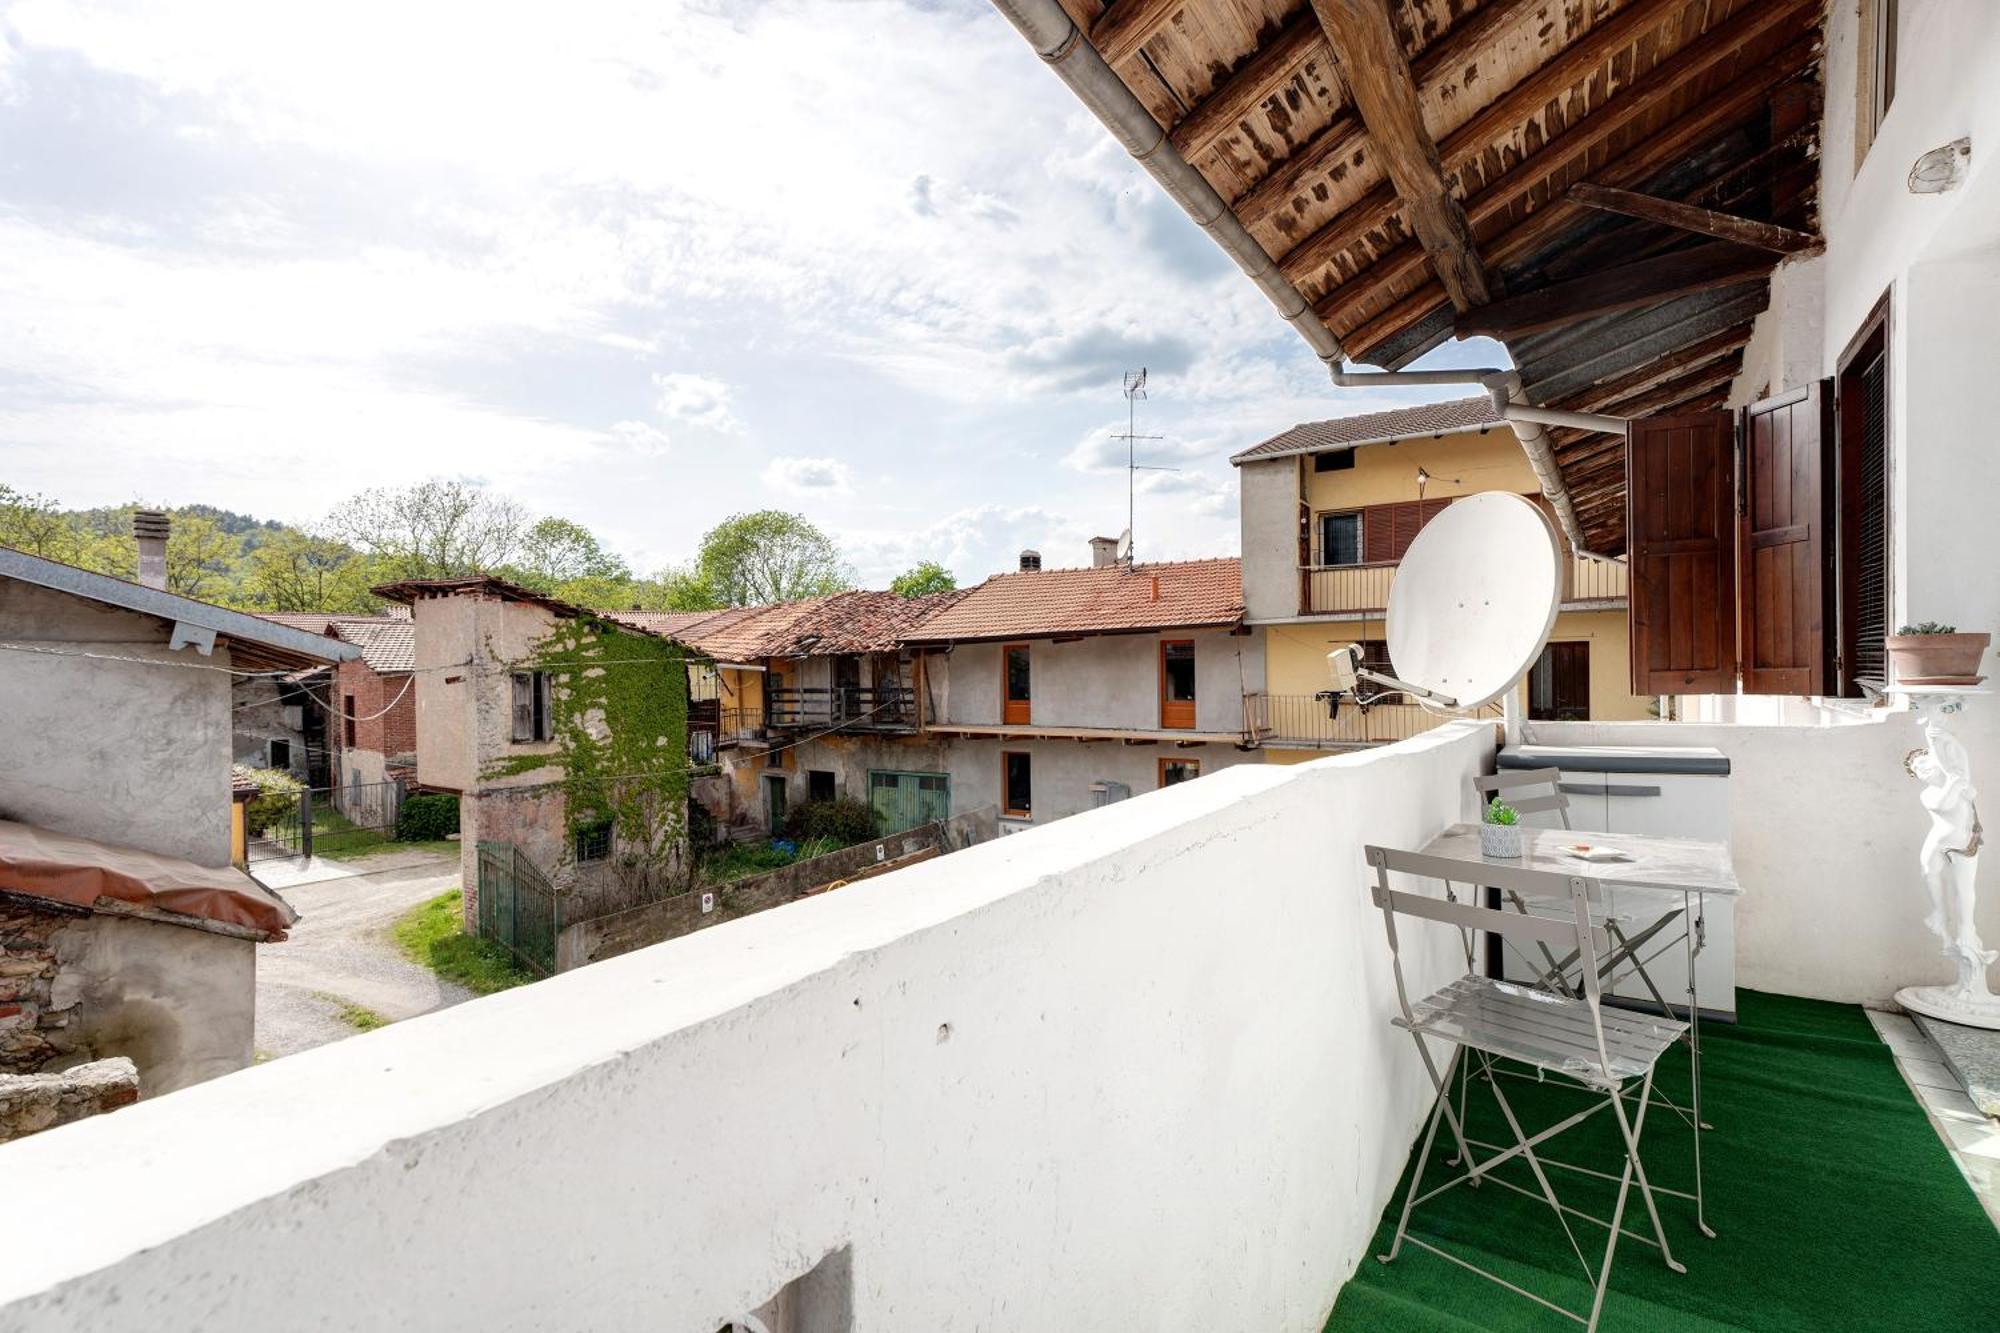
[1740,382,1834,694]
[1626,411,1736,694]
[1362,502,1397,563]
[511,672,534,741]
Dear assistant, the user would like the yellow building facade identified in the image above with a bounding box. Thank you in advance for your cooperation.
[1234,405,1653,757]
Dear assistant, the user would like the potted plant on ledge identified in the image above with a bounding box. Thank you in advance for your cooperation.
[1887,622,1991,686]
[1480,797,1523,859]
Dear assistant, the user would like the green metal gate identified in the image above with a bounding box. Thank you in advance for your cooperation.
[867,771,950,836]
[475,842,559,975]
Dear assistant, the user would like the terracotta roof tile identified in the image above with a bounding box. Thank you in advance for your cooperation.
[624,591,969,661]
[330,619,415,674]
[905,558,1241,643]
[1229,397,1504,464]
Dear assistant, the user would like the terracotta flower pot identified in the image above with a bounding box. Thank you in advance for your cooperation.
[1886,631,1991,685]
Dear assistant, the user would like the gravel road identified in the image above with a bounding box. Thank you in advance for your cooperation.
[254,852,474,1058]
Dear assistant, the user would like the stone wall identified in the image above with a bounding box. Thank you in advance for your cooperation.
[0,897,74,1073]
[0,1057,139,1143]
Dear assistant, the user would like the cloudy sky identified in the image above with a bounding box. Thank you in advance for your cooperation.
[0,0,1500,585]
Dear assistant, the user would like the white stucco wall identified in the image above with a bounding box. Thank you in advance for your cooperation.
[0,723,1492,1333]
[0,579,233,867]
[947,734,1265,827]
[1527,714,1996,1007]
[938,629,1261,735]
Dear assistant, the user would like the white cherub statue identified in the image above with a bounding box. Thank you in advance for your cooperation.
[1909,722,1997,1003]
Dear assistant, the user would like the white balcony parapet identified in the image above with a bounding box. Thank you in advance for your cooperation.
[0,725,1494,1333]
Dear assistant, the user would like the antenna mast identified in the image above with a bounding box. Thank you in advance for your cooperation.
[1114,368,1174,566]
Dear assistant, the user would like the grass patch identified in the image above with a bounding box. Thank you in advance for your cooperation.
[392,890,537,995]
[344,837,460,860]
[317,993,391,1032]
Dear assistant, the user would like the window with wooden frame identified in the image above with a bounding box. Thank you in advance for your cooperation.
[1857,0,1898,167]
[1158,757,1200,788]
[1626,299,1886,699]
[1159,640,1196,729]
[1317,510,1363,566]
[1001,750,1032,819]
[1001,644,1031,725]
[1527,642,1591,722]
[510,671,553,742]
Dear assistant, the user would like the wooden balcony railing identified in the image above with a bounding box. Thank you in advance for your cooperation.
[1242,692,1501,749]
[767,685,918,731]
[1299,552,1626,615]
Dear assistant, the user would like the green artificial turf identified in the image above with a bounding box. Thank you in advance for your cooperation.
[1326,991,2000,1332]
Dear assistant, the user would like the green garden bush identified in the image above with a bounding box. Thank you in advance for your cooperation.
[782,797,878,846]
[236,766,303,835]
[395,793,461,842]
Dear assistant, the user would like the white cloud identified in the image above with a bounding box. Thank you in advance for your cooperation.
[605,419,669,454]
[652,372,740,434]
[761,455,853,496]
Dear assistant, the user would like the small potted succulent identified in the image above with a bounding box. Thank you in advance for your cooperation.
[1887,621,1991,686]
[1480,796,1523,859]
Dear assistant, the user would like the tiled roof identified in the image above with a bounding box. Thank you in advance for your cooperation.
[1229,397,1504,464]
[904,558,1242,643]
[624,591,970,661]
[330,619,415,674]
[258,612,337,634]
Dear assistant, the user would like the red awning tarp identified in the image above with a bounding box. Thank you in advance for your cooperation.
[0,819,296,940]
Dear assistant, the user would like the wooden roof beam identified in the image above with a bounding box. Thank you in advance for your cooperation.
[1568,325,1756,412]
[1568,183,1821,254]
[1169,11,1326,158]
[1308,0,1492,311]
[1458,245,1774,340]
[1092,0,1184,67]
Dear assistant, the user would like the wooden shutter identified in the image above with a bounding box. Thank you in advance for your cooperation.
[536,672,554,740]
[1626,411,1736,694]
[1740,382,1834,694]
[511,672,534,741]
[1362,502,1399,563]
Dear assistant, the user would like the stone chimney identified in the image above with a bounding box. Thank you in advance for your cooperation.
[1089,536,1119,568]
[1018,549,1042,572]
[132,510,170,590]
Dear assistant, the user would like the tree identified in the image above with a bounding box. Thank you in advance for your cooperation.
[164,514,240,599]
[246,527,375,612]
[507,517,631,592]
[325,479,526,581]
[691,511,851,606]
[0,485,81,561]
[889,561,957,598]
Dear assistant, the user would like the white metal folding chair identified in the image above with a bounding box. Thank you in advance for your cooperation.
[1366,844,1690,1331]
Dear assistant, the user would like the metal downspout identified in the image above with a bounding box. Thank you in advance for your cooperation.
[990,0,1343,369]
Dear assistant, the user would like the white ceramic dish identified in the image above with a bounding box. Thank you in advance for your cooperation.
[1557,844,1633,863]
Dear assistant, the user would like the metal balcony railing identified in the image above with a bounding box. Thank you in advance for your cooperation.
[1298,552,1626,615]
[767,685,918,731]
[1241,692,1502,749]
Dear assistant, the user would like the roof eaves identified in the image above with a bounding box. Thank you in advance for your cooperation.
[0,546,360,665]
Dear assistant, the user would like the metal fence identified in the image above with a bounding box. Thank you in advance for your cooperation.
[245,778,406,864]
[1299,551,1627,615]
[476,842,560,976]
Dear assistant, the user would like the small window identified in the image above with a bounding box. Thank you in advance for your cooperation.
[1002,751,1032,819]
[1160,640,1197,729]
[268,738,292,770]
[807,769,836,802]
[1002,644,1031,724]
[511,671,553,743]
[1319,512,1363,566]
[574,817,612,863]
[1312,450,1356,473]
[1159,758,1200,788]
[342,694,357,748]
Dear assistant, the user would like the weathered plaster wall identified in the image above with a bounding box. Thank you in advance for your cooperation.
[0,579,232,866]
[230,679,307,774]
[1,898,255,1095]
[945,734,1263,827]
[937,629,1260,735]
[1238,457,1299,623]
[0,724,1492,1333]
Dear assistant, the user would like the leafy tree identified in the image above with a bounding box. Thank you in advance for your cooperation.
[326,479,526,581]
[506,516,632,593]
[246,527,375,612]
[163,514,240,598]
[691,510,851,606]
[890,561,957,598]
[0,485,82,561]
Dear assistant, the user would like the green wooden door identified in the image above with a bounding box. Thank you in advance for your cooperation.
[869,771,949,835]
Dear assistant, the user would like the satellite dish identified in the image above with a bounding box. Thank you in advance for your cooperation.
[1324,492,1561,713]
[1115,528,1133,564]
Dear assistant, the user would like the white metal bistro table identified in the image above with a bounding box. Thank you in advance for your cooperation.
[1412,822,1741,1238]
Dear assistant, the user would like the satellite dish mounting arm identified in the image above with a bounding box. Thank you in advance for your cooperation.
[1323,644,1460,713]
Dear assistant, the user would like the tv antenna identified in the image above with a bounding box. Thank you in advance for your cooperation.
[1113,367,1176,566]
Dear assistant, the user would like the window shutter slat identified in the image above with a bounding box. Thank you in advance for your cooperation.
[1363,504,1395,563]
[1741,382,1834,695]
[511,673,533,741]
[1626,411,1737,694]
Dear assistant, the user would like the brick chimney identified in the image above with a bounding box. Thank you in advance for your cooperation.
[1018,549,1042,572]
[1089,536,1119,568]
[132,510,170,590]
